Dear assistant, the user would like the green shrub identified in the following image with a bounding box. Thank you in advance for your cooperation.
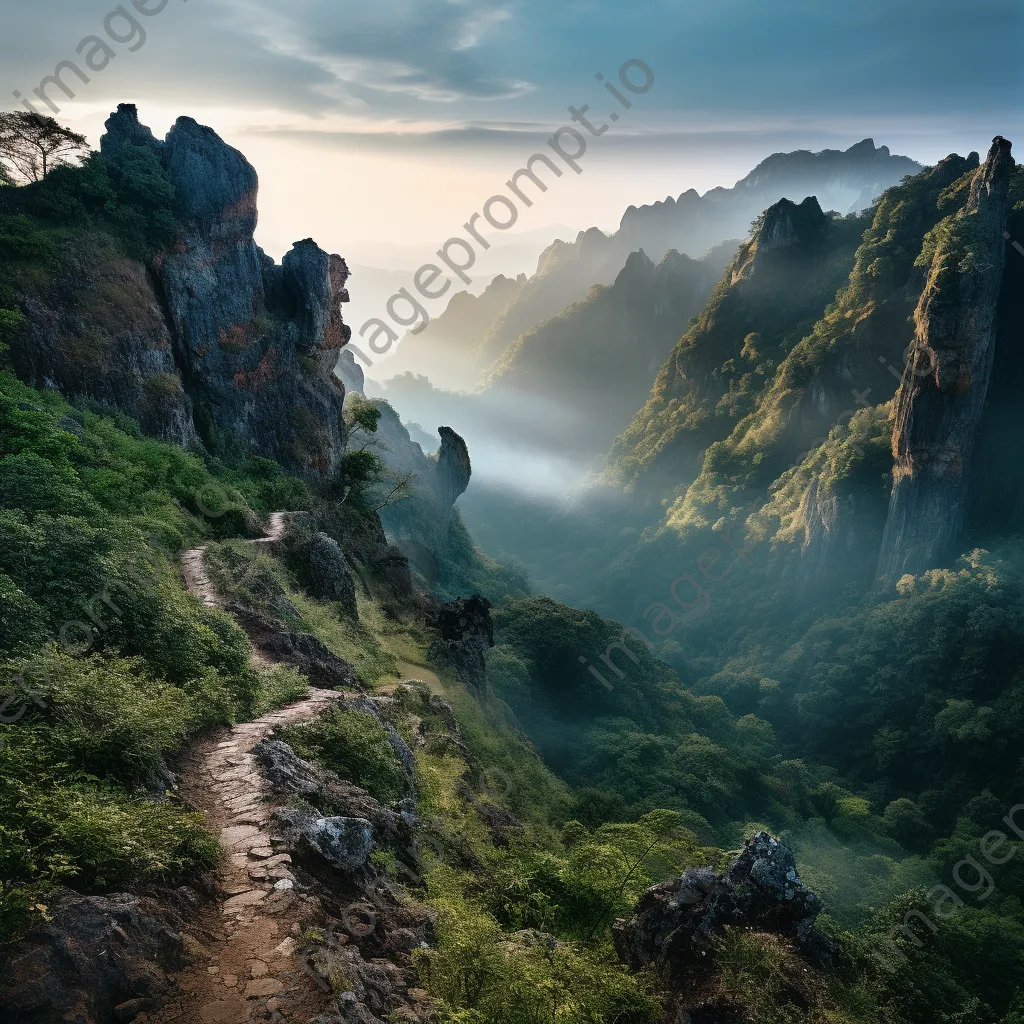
[279,707,408,803]
[414,865,660,1023]
[251,665,308,717]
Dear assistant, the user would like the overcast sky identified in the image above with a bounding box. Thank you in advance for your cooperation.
[3,0,1021,270]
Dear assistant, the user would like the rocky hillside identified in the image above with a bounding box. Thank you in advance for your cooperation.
[606,196,869,497]
[460,139,919,380]
[596,139,1022,607]
[5,104,351,478]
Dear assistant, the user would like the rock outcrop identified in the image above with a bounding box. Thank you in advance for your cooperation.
[427,595,494,688]
[230,604,360,689]
[0,891,193,1024]
[5,244,197,446]
[433,426,472,509]
[276,513,359,618]
[337,348,366,395]
[752,195,829,257]
[614,831,830,981]
[878,137,1015,579]
[43,103,354,478]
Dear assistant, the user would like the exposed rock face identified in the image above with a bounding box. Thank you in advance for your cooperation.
[307,533,358,616]
[0,891,191,1024]
[366,403,477,594]
[428,595,494,688]
[5,243,196,446]
[254,740,411,835]
[614,831,829,982]
[370,403,472,513]
[277,513,358,617]
[275,807,376,874]
[434,426,472,509]
[230,604,360,689]
[95,104,352,477]
[878,137,1015,579]
[753,195,828,256]
[337,348,365,394]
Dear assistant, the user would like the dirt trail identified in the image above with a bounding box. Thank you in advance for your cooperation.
[140,515,342,1024]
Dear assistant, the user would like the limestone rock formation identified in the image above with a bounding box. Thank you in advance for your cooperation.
[434,425,472,509]
[878,137,1015,578]
[306,533,359,617]
[277,513,358,617]
[614,831,830,980]
[337,348,366,394]
[94,103,353,477]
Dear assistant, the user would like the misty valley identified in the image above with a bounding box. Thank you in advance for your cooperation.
[1,37,1023,1024]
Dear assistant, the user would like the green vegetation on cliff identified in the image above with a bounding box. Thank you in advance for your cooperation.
[0,371,311,939]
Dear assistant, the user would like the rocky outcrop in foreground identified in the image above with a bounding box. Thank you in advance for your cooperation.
[614,831,830,985]
[878,137,1015,578]
[0,892,194,1024]
[41,104,352,477]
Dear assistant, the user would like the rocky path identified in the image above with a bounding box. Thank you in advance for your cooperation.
[139,517,343,1024]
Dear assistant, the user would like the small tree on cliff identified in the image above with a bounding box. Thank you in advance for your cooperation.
[340,394,413,511]
[0,111,88,183]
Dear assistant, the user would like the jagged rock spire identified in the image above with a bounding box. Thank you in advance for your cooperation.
[877,137,1015,580]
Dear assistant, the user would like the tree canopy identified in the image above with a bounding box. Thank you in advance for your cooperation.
[0,111,88,183]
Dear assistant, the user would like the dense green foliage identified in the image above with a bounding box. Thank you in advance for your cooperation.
[453,154,1024,1021]
[0,372,310,941]
[0,142,178,281]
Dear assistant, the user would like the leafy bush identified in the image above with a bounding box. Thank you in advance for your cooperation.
[414,865,660,1024]
[279,708,408,803]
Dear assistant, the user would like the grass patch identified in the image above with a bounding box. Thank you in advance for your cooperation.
[278,707,408,804]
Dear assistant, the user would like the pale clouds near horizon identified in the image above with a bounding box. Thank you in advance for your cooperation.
[1,0,1020,266]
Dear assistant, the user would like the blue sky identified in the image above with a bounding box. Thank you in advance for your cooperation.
[2,0,1021,262]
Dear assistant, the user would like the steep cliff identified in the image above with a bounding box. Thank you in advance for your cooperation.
[110,106,351,475]
[5,104,353,478]
[606,195,864,497]
[877,137,1015,578]
[573,144,1012,625]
